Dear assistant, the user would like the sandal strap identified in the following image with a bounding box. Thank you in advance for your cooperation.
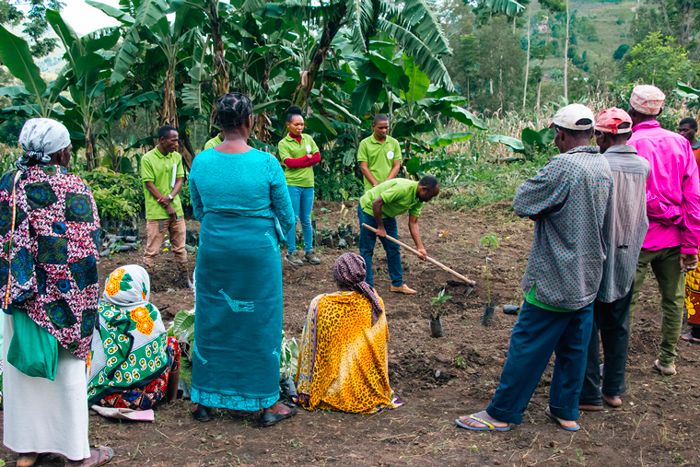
[467,415,495,429]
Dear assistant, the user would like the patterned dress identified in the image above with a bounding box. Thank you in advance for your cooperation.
[88,265,179,409]
[0,165,100,359]
[295,291,402,414]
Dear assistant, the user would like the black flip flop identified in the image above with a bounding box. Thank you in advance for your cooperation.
[260,406,297,427]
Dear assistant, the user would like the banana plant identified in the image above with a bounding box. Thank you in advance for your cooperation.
[0,25,66,118]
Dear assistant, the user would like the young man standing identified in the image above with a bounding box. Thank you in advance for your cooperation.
[579,108,649,411]
[357,114,402,192]
[141,125,190,288]
[678,117,700,344]
[678,117,700,166]
[628,85,700,376]
[357,176,439,295]
[455,104,613,432]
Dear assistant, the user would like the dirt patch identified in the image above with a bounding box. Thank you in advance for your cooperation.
[2,202,700,466]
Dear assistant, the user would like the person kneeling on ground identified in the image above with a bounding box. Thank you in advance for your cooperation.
[357,176,440,295]
[295,252,403,413]
[579,108,649,412]
[87,265,180,412]
[455,104,613,432]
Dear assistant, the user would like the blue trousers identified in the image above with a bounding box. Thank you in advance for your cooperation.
[286,186,314,254]
[357,205,403,287]
[486,300,594,424]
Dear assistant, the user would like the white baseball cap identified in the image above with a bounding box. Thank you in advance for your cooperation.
[552,103,595,131]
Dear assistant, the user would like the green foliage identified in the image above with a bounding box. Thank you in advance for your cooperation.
[280,331,299,378]
[613,43,629,60]
[431,288,453,306]
[488,126,555,161]
[622,32,697,93]
[80,167,144,227]
[479,233,500,250]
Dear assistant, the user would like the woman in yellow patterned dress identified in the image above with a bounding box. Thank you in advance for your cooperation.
[684,267,700,343]
[295,253,402,413]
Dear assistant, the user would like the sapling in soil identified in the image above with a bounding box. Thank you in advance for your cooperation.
[479,233,500,326]
[429,288,452,337]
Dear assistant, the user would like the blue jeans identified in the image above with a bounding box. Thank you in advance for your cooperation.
[286,186,314,254]
[486,300,594,424]
[357,205,403,287]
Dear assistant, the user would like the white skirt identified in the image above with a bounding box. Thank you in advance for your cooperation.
[2,313,90,461]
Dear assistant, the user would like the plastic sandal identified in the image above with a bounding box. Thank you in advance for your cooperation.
[455,414,512,432]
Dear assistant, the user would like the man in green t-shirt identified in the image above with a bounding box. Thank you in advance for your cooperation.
[203,133,222,151]
[357,114,402,192]
[358,176,440,294]
[141,125,190,288]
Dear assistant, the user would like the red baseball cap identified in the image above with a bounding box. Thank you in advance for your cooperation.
[595,107,633,134]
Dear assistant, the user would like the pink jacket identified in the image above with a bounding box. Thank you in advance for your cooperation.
[628,120,700,255]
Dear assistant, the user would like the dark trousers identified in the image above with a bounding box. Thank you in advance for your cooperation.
[357,205,403,287]
[486,300,594,424]
[580,288,633,405]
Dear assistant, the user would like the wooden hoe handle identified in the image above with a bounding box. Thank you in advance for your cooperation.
[361,223,476,286]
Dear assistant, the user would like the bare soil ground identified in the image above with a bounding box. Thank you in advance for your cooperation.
[3,202,700,466]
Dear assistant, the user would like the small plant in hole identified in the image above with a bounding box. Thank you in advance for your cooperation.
[429,288,452,337]
[479,233,500,325]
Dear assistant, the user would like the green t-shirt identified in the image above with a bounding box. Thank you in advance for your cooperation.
[278,133,320,188]
[357,134,402,192]
[141,147,185,220]
[524,286,574,313]
[203,134,222,151]
[360,178,423,219]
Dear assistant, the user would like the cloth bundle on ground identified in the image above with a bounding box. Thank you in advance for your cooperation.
[295,253,402,414]
[88,264,179,411]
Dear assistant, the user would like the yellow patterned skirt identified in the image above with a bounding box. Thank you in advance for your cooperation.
[295,291,402,414]
[685,265,700,326]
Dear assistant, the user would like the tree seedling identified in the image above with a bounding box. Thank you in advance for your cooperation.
[479,233,500,326]
[429,288,452,337]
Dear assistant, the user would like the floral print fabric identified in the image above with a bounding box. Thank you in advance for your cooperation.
[0,165,100,359]
[87,265,172,405]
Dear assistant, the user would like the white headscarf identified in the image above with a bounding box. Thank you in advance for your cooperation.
[17,118,71,171]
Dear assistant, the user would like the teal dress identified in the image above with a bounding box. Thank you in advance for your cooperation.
[188,148,294,410]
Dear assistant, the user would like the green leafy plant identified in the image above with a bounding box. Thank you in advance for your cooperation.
[280,331,299,379]
[430,287,453,319]
[79,167,144,229]
[488,126,555,161]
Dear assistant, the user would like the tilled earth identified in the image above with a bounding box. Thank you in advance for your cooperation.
[2,201,700,466]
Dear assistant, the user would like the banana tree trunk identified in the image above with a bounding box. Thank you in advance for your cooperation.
[160,66,178,127]
[292,8,345,108]
[85,126,97,170]
[209,1,229,100]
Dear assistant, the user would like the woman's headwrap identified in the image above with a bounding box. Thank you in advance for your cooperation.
[17,118,71,171]
[332,252,383,317]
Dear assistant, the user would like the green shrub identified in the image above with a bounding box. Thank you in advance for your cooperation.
[80,167,144,229]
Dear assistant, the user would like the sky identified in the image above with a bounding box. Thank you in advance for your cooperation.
[60,0,120,36]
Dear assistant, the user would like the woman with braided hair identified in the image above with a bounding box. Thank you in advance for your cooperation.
[295,253,403,413]
[188,92,297,426]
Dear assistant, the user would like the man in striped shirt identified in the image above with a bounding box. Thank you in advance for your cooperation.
[579,108,649,411]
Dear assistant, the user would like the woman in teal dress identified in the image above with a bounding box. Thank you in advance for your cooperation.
[188,93,296,426]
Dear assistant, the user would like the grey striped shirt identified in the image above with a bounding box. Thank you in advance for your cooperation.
[597,144,649,303]
[513,146,613,310]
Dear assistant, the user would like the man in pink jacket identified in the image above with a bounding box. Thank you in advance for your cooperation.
[628,84,700,376]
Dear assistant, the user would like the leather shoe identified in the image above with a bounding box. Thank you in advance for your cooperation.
[390,284,417,295]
